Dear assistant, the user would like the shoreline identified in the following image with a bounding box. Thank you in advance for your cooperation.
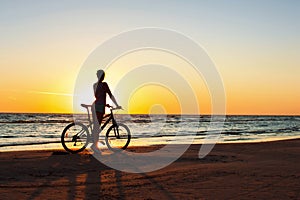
[1,135,300,153]
[1,139,300,199]
[1,137,300,154]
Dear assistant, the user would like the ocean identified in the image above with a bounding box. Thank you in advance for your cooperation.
[0,113,299,152]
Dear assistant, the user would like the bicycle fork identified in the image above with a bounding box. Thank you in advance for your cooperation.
[112,124,120,139]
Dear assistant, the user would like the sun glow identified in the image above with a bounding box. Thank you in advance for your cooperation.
[128,84,181,114]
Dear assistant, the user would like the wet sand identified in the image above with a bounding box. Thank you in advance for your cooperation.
[0,139,299,199]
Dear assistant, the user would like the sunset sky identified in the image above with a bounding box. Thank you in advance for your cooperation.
[0,0,299,115]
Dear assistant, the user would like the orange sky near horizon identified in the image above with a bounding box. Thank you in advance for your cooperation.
[0,1,299,115]
[1,38,299,115]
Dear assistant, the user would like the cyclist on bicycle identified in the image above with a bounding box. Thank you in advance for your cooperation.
[91,69,121,153]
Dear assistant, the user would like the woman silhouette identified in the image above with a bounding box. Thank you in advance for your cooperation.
[91,69,121,153]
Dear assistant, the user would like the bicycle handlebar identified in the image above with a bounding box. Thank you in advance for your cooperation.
[80,104,122,110]
[106,104,123,110]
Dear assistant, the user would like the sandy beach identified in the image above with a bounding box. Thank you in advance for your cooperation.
[0,139,299,200]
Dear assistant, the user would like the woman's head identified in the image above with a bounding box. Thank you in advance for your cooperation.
[97,70,105,82]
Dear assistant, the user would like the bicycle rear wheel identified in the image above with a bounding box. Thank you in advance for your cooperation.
[61,122,90,153]
[105,123,131,151]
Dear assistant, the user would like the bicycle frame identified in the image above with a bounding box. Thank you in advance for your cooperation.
[61,104,130,153]
[80,104,118,136]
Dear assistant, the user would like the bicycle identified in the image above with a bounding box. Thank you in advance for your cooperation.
[61,104,131,153]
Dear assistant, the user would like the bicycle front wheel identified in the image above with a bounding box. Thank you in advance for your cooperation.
[105,123,131,151]
[61,122,90,153]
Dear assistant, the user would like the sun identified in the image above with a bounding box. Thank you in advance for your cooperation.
[128,84,181,114]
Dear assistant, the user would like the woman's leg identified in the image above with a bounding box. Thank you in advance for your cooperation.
[93,111,104,147]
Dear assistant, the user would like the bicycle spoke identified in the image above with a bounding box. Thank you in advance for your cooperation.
[61,122,90,153]
[105,123,131,151]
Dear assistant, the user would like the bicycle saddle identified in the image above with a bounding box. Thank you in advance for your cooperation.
[81,104,91,108]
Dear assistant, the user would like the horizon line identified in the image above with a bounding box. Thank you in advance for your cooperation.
[0,111,299,117]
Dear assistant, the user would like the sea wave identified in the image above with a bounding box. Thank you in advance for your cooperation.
[0,114,300,151]
[1,119,72,124]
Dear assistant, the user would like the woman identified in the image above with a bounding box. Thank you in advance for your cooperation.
[91,69,121,153]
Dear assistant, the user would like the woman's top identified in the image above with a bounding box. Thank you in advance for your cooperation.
[93,81,112,113]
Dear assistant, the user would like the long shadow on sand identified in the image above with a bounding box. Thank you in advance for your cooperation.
[23,151,178,199]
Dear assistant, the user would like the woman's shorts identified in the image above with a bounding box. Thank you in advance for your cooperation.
[95,104,105,113]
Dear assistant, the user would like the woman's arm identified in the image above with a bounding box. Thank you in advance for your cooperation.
[105,83,121,108]
[110,95,120,108]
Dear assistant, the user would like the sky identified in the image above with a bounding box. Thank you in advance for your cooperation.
[0,0,299,115]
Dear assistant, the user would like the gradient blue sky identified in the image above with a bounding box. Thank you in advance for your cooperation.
[0,0,299,114]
